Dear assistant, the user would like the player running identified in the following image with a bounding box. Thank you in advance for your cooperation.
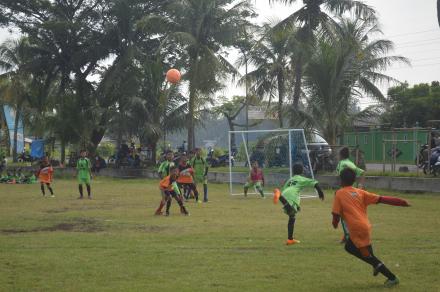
[336,147,366,243]
[159,166,189,216]
[273,163,324,245]
[177,155,201,203]
[37,156,54,197]
[155,150,175,215]
[332,168,409,287]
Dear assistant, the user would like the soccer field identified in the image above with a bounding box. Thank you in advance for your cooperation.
[0,178,439,291]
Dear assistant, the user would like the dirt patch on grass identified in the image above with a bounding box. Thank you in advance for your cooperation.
[45,207,70,214]
[1,218,103,234]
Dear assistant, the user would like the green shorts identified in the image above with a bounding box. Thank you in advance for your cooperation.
[78,176,91,185]
[194,175,207,185]
[244,181,263,189]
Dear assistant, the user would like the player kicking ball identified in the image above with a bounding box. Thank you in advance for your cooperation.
[332,168,410,287]
[273,164,324,245]
[159,166,189,216]
[244,161,265,198]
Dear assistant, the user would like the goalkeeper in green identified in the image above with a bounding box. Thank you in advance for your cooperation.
[190,148,209,202]
[273,164,324,245]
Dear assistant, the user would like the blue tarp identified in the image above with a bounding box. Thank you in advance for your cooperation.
[30,139,45,159]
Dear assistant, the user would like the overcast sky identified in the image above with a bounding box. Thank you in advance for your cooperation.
[1,0,439,106]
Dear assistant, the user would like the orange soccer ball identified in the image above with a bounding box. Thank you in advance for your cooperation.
[166,69,181,84]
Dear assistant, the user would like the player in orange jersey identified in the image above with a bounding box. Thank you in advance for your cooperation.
[332,168,410,287]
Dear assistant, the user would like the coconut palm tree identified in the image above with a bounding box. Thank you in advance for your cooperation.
[166,0,253,150]
[0,38,34,162]
[297,18,409,144]
[239,22,299,128]
[438,0,440,27]
[269,0,377,111]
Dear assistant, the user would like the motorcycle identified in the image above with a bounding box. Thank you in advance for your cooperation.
[207,149,235,167]
[417,145,440,176]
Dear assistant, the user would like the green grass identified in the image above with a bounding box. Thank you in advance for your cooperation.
[0,178,439,291]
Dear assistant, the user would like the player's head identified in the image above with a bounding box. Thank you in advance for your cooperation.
[292,163,303,175]
[80,150,87,158]
[339,147,350,160]
[179,154,188,165]
[195,148,202,157]
[251,160,259,169]
[43,156,49,163]
[169,166,178,178]
[165,150,174,161]
[340,168,356,187]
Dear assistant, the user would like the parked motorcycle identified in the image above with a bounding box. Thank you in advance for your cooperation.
[416,144,440,176]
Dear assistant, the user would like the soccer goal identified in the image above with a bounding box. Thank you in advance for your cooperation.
[228,129,317,198]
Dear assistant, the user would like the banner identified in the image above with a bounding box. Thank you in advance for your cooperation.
[3,105,24,153]
[30,139,45,159]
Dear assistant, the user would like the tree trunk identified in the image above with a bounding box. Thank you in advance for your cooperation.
[228,118,236,150]
[292,58,303,110]
[12,107,21,162]
[187,86,196,151]
[438,0,440,27]
[277,72,285,128]
[60,139,66,165]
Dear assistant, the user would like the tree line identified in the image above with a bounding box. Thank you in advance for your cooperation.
[0,0,408,163]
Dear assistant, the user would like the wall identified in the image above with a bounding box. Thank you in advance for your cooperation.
[343,129,429,163]
[53,167,440,193]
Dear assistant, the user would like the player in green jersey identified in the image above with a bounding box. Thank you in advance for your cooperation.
[190,148,209,202]
[76,150,92,199]
[273,164,324,245]
[336,147,366,243]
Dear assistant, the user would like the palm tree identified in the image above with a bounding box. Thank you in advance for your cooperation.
[297,18,408,144]
[438,0,440,27]
[239,22,298,128]
[269,0,376,111]
[166,0,253,150]
[0,38,33,162]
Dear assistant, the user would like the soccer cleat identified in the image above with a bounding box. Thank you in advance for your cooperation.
[384,277,399,288]
[154,211,163,216]
[286,239,300,245]
[50,195,55,198]
[165,211,170,216]
[273,188,281,204]
[77,196,83,200]
[197,200,202,204]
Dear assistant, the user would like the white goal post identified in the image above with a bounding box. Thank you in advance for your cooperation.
[227,129,316,197]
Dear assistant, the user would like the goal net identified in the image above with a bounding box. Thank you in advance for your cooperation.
[228,129,317,198]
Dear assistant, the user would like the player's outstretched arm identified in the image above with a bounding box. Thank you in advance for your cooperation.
[378,196,410,207]
[314,184,324,200]
[332,213,340,229]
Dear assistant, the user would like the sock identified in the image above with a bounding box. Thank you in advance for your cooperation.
[86,184,91,197]
[203,184,208,201]
[156,199,165,213]
[345,240,396,280]
[79,185,83,197]
[166,199,172,213]
[40,184,45,195]
[288,216,296,240]
[46,184,54,195]
[193,187,199,201]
